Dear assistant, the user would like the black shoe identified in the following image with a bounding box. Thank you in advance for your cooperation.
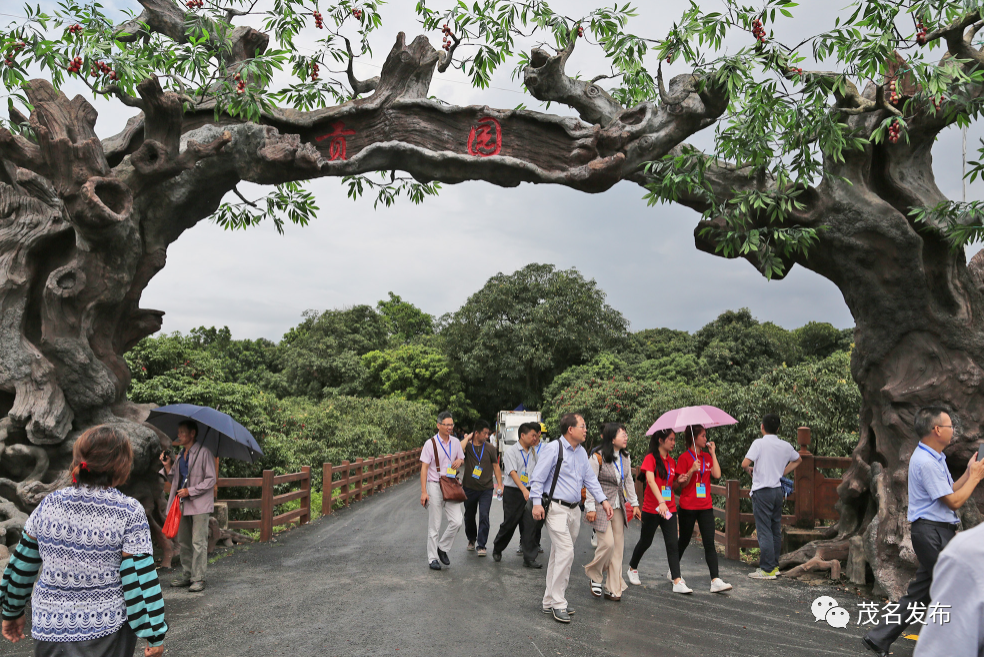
[437,548,450,566]
[542,607,575,615]
[429,560,442,570]
[492,552,501,562]
[523,560,543,569]
[551,608,571,623]
[861,636,889,657]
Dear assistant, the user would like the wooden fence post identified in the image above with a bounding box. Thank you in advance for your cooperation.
[726,479,740,561]
[354,458,364,502]
[795,427,816,528]
[300,466,311,525]
[260,469,274,542]
[322,463,333,516]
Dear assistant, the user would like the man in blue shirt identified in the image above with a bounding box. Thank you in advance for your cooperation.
[529,413,612,624]
[863,406,984,656]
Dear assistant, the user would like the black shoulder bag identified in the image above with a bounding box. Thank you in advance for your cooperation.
[526,441,564,514]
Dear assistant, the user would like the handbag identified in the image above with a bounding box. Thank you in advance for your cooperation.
[526,439,564,515]
[162,494,181,539]
[432,438,467,503]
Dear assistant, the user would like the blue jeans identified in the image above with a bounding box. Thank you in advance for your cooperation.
[464,487,493,548]
[751,486,785,572]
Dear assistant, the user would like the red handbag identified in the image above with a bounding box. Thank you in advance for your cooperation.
[162,495,181,539]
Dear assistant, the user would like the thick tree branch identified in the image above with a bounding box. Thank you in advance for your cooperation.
[523,36,623,127]
[345,36,379,96]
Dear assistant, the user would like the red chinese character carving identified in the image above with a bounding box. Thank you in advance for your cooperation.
[467,116,502,157]
[315,121,357,161]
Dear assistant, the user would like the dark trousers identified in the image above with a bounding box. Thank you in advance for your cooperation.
[522,503,545,563]
[865,520,956,650]
[492,487,528,554]
[629,511,681,579]
[677,507,719,579]
[751,486,784,572]
[464,487,494,548]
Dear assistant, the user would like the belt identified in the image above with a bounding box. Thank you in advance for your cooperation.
[913,518,959,530]
[548,498,579,509]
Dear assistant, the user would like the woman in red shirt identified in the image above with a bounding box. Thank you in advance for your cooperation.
[676,424,732,593]
[626,429,691,593]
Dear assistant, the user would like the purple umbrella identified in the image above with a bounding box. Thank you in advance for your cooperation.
[646,405,738,435]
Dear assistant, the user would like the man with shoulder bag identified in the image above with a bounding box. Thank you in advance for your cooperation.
[529,413,613,623]
[420,411,467,571]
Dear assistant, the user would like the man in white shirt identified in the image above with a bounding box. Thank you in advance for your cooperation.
[741,413,801,580]
[491,422,539,562]
[419,411,465,571]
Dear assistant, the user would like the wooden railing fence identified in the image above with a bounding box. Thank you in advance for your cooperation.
[321,447,423,516]
[216,466,311,543]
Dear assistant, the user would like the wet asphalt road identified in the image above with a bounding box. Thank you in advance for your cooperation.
[6,479,917,657]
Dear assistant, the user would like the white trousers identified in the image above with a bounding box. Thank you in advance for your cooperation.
[426,481,463,563]
[542,503,581,610]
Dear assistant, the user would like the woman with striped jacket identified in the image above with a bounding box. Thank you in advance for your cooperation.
[0,425,167,656]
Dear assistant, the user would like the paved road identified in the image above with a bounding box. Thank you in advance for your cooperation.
[8,480,917,657]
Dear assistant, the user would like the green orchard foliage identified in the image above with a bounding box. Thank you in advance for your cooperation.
[376,292,435,345]
[437,263,629,418]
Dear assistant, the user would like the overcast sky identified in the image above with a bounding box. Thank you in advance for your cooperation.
[8,1,984,340]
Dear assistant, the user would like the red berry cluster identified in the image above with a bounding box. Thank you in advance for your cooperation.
[66,55,84,74]
[888,78,900,104]
[313,11,323,29]
[888,119,901,144]
[68,23,83,35]
[752,18,766,43]
[310,62,319,81]
[185,0,203,8]
[233,72,245,94]
[351,7,363,20]
[933,94,944,111]
[577,25,584,38]
[441,23,453,51]
[792,67,803,75]
[915,21,927,46]
[4,42,25,67]
[90,60,116,80]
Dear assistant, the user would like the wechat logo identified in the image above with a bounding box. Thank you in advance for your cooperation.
[812,596,850,628]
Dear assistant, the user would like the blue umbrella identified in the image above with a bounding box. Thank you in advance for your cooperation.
[147,403,263,463]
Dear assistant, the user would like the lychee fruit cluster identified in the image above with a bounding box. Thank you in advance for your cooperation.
[90,60,116,80]
[4,42,25,67]
[577,25,584,38]
[311,62,319,81]
[933,94,943,111]
[889,78,900,104]
[68,24,83,35]
[915,21,927,46]
[441,23,453,51]
[66,55,84,74]
[313,11,324,28]
[234,72,245,94]
[185,0,203,9]
[752,18,766,43]
[351,7,363,20]
[888,119,901,144]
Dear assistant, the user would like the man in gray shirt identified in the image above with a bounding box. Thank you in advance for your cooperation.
[742,413,801,580]
[491,422,539,562]
[914,522,984,656]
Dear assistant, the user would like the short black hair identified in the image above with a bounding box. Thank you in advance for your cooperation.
[914,406,950,439]
[437,411,453,423]
[473,419,490,433]
[762,414,781,434]
[559,413,582,436]
[518,422,537,437]
[178,420,198,438]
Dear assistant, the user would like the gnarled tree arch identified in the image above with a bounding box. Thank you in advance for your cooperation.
[2,1,984,596]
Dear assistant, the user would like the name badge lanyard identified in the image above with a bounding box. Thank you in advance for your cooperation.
[438,437,454,474]
[472,442,485,465]
[520,448,530,472]
[691,449,706,483]
[662,456,674,495]
[916,443,951,484]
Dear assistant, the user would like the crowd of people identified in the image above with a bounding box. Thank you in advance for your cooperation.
[419,410,805,623]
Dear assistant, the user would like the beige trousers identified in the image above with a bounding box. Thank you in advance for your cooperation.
[177,512,210,582]
[584,510,627,595]
[426,481,463,563]
[542,503,581,610]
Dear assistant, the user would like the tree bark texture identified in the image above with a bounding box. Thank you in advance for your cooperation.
[0,20,980,597]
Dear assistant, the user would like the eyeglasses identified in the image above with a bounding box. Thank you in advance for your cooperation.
[438,423,454,428]
[937,425,953,430]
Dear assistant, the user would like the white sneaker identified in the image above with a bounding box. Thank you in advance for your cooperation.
[710,578,733,593]
[626,568,641,586]
[590,531,597,548]
[515,547,523,554]
[666,569,673,581]
[672,580,693,594]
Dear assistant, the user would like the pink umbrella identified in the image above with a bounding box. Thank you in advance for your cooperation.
[646,405,738,435]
